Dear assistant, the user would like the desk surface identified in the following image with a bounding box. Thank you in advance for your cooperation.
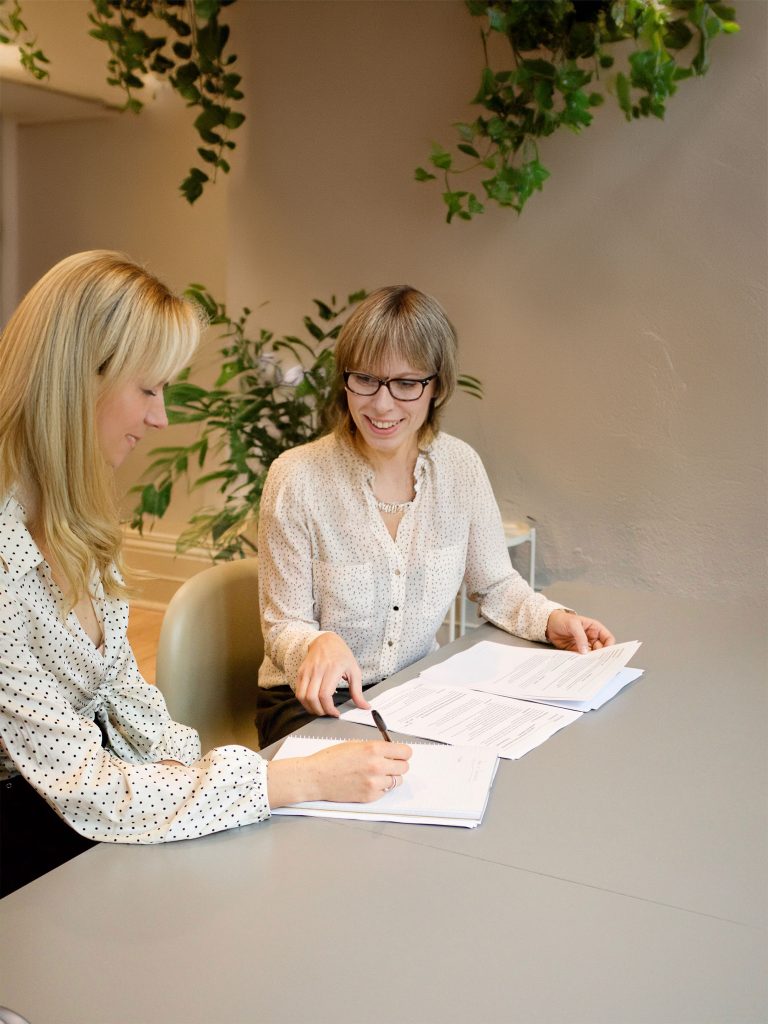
[1,583,766,1024]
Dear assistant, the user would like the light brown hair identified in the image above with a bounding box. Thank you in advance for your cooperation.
[330,285,458,442]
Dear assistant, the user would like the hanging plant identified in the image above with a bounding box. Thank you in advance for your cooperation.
[416,0,740,222]
[1,0,245,204]
[88,0,245,203]
[0,0,50,79]
[131,288,483,560]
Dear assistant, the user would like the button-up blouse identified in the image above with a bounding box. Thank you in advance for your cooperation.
[0,495,269,843]
[258,431,563,692]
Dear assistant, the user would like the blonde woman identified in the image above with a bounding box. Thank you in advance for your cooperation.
[0,252,410,897]
[257,286,615,745]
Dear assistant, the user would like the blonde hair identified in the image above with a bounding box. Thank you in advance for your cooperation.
[330,285,458,442]
[0,250,201,603]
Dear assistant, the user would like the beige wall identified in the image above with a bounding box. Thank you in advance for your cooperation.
[6,0,767,604]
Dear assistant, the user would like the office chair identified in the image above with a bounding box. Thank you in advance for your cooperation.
[0,1010,31,1024]
[155,558,263,752]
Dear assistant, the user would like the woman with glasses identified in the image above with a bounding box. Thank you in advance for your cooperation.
[256,285,614,745]
[0,254,410,897]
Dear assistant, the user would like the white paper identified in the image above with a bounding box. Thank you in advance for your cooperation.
[341,680,581,759]
[420,639,642,702]
[271,735,498,827]
[524,667,644,712]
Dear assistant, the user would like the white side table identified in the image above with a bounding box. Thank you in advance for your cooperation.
[447,520,536,642]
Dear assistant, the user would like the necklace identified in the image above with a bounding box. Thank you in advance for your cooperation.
[375,498,413,515]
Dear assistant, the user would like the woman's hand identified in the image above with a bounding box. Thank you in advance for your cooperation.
[267,740,412,806]
[294,632,369,717]
[546,610,615,654]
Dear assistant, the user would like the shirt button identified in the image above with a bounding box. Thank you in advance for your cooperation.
[394,569,401,576]
[393,606,399,611]
[387,640,394,647]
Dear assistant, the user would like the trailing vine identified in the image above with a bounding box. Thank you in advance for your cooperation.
[88,0,244,203]
[0,0,49,80]
[416,0,740,222]
[1,0,244,204]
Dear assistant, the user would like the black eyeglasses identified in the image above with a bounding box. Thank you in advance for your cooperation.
[343,370,438,402]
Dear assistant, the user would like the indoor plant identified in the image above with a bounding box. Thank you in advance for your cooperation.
[416,0,740,221]
[0,0,244,203]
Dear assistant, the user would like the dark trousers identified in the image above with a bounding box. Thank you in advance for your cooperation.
[0,774,96,898]
[256,684,375,748]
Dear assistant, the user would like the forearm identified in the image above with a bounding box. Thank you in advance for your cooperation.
[476,575,564,642]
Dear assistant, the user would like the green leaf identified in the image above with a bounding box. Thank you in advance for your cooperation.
[615,72,632,119]
[194,105,225,134]
[429,144,453,171]
[663,18,693,50]
[139,483,172,517]
[174,61,200,87]
[467,193,485,216]
[194,0,220,21]
[215,362,242,387]
[303,317,325,342]
[414,166,437,182]
[224,110,245,130]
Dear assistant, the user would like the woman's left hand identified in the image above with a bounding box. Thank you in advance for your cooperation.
[545,610,615,654]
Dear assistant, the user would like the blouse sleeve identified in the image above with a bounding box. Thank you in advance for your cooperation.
[461,446,563,642]
[97,617,202,766]
[0,589,270,844]
[258,455,326,689]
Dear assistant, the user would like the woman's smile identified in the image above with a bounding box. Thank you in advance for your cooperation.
[347,361,435,462]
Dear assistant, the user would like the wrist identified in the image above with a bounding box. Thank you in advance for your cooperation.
[545,607,575,641]
[267,756,323,808]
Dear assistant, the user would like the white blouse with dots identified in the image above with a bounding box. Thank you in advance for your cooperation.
[258,431,565,692]
[0,495,269,844]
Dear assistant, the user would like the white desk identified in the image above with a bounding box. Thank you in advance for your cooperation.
[1,583,766,1024]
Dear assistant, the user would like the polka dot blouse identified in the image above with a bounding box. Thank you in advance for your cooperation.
[258,431,564,692]
[0,495,269,844]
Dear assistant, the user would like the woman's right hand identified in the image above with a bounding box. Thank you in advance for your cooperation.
[267,740,412,807]
[294,632,369,717]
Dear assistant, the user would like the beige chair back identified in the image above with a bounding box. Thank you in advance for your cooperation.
[155,558,262,752]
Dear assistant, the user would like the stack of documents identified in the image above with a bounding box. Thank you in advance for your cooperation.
[419,639,643,710]
[271,735,499,828]
[342,640,643,760]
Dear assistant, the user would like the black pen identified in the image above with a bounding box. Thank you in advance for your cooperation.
[372,709,392,742]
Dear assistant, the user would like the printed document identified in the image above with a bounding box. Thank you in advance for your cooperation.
[342,680,581,759]
[418,639,642,702]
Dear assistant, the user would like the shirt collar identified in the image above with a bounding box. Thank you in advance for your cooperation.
[0,494,44,581]
[334,429,437,484]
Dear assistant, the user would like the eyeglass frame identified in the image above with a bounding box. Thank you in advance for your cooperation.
[343,369,439,402]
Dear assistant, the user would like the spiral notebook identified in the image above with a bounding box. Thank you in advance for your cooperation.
[270,736,499,828]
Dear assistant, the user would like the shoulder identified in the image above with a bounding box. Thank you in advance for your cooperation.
[426,432,485,470]
[262,434,343,503]
[267,434,344,483]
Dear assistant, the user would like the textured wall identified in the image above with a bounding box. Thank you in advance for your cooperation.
[225,0,767,601]
[11,0,767,601]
